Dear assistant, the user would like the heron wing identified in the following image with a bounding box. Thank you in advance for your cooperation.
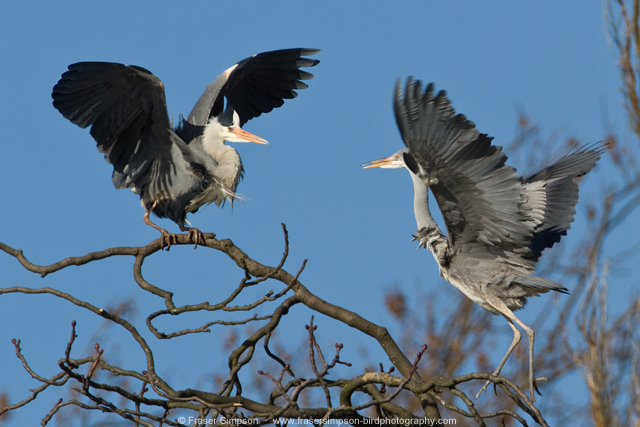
[394,78,534,251]
[187,48,320,128]
[522,143,604,261]
[52,62,201,209]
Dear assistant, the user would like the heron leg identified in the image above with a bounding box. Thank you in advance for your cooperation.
[476,317,521,399]
[512,315,537,402]
[179,225,205,249]
[143,202,178,250]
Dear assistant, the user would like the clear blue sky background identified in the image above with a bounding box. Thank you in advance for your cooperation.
[1,1,637,425]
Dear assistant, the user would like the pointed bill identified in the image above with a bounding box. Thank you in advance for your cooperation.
[233,127,268,144]
[362,154,396,169]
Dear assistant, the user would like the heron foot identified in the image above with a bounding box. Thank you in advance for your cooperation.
[532,377,546,399]
[143,207,178,251]
[476,376,546,401]
[527,376,546,402]
[158,229,179,251]
[178,225,205,249]
[476,363,507,399]
[186,227,205,249]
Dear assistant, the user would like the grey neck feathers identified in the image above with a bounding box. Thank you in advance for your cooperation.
[201,119,243,191]
[410,172,449,265]
[202,118,228,157]
[213,146,243,191]
[410,173,437,230]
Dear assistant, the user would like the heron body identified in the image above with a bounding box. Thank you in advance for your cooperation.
[52,48,320,245]
[364,78,604,401]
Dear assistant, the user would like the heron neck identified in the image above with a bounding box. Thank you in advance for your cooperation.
[202,120,228,157]
[410,171,450,267]
[199,120,243,191]
[410,172,438,231]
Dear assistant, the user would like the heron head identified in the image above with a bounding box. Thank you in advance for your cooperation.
[362,148,410,169]
[205,113,268,145]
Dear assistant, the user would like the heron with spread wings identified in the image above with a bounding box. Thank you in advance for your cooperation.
[52,48,319,248]
[364,78,604,401]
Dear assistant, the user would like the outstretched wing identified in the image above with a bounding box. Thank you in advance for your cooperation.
[186,48,320,127]
[52,62,199,210]
[523,143,604,261]
[394,78,534,251]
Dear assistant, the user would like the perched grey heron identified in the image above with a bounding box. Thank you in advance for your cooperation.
[364,78,604,401]
[52,48,320,247]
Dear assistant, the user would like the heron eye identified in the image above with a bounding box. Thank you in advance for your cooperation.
[227,126,233,132]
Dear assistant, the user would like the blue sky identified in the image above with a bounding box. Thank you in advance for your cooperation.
[0,1,637,425]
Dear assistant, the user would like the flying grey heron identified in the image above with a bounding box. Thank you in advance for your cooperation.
[52,48,320,248]
[364,78,604,401]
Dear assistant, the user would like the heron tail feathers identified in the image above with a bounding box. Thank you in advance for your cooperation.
[512,275,569,295]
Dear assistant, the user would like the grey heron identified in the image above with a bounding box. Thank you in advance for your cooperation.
[364,78,604,401]
[52,48,320,248]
